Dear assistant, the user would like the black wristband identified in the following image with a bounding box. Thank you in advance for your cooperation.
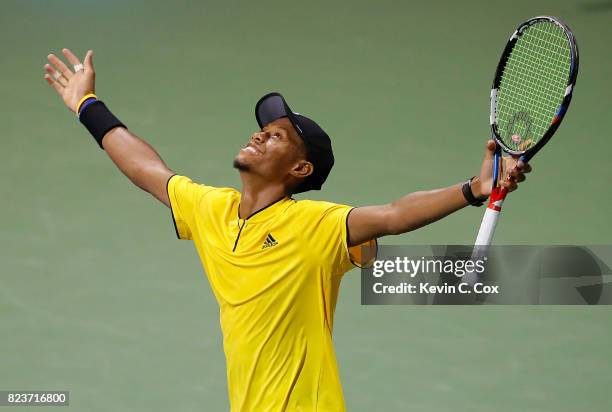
[462,177,488,207]
[79,100,126,149]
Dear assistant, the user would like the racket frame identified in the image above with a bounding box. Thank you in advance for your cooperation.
[490,16,579,163]
[475,16,579,248]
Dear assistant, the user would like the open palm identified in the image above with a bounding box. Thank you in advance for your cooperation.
[44,48,95,113]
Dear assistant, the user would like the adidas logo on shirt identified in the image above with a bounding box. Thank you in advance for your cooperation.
[262,233,278,250]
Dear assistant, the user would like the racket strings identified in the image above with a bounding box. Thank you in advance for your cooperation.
[500,27,569,131]
[495,21,571,151]
[504,25,570,109]
[521,25,571,78]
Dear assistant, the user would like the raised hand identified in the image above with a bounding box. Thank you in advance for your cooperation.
[44,48,95,113]
[473,140,532,197]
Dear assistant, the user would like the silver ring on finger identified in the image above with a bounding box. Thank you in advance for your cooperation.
[73,63,84,72]
[53,70,63,80]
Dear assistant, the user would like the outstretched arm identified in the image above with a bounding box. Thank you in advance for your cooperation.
[101,129,174,207]
[44,48,174,207]
[347,140,531,246]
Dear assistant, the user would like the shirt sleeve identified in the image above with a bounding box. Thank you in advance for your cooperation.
[166,175,216,240]
[307,202,377,274]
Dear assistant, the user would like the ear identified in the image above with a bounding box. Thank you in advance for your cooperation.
[290,159,314,180]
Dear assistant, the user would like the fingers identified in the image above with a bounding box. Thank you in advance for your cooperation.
[510,159,532,176]
[501,178,518,192]
[44,63,68,87]
[484,139,496,160]
[517,160,532,173]
[44,73,64,95]
[83,50,94,72]
[504,160,532,192]
[47,53,73,80]
[508,169,526,183]
[62,48,83,69]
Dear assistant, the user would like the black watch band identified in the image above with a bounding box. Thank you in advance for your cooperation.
[462,177,488,207]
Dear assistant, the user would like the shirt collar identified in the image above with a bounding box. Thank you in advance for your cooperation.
[236,195,294,223]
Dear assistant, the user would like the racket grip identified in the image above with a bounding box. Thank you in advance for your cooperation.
[475,207,500,246]
[474,187,507,246]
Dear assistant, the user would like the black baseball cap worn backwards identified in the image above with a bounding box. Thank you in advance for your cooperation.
[255,92,334,194]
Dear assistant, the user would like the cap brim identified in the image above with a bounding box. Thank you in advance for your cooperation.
[255,92,305,135]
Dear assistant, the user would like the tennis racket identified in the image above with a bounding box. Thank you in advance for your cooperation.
[474,16,579,246]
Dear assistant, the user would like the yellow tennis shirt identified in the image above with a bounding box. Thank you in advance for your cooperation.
[167,175,368,412]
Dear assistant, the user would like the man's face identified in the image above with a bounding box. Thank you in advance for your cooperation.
[234,117,312,188]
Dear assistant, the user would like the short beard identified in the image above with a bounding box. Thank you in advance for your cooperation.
[233,158,251,172]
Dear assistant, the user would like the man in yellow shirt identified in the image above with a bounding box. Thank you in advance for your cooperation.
[44,49,530,411]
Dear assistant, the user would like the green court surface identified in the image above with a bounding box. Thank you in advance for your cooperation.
[1,0,611,410]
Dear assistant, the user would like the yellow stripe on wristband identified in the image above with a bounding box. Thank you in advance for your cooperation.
[75,93,98,115]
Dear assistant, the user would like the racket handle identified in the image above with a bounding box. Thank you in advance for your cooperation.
[468,187,508,286]
[474,187,507,246]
